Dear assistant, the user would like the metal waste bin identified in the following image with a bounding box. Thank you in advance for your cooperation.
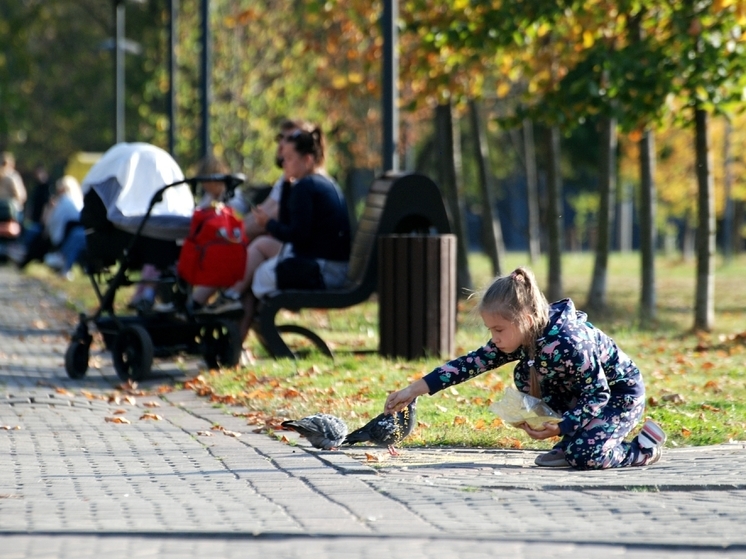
[378,234,456,360]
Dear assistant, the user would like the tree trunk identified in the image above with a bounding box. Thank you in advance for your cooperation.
[723,118,734,262]
[435,102,473,295]
[523,118,541,264]
[694,107,715,331]
[545,126,563,302]
[468,99,505,277]
[638,128,657,324]
[586,116,617,312]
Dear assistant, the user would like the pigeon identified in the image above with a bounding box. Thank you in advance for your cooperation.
[281,413,348,450]
[342,398,417,456]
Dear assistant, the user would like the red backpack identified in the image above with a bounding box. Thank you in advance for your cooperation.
[177,204,248,287]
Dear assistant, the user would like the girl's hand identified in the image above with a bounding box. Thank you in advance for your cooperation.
[520,421,561,440]
[384,379,428,415]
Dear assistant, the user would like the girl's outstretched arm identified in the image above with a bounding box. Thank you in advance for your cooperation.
[384,379,429,415]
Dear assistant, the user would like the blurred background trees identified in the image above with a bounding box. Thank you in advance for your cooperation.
[2,0,745,329]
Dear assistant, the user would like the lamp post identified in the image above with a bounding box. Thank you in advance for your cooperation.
[111,0,144,144]
[200,0,211,159]
[382,0,399,173]
[168,0,178,155]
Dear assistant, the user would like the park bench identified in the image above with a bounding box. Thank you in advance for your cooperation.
[251,171,452,359]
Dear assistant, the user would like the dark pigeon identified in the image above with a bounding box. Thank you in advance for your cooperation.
[281,413,348,450]
[342,398,417,455]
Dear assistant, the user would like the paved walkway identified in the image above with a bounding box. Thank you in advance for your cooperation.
[1,265,745,558]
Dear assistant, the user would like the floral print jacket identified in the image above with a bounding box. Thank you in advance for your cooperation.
[421,298,644,436]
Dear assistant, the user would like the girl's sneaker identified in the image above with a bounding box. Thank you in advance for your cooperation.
[638,419,667,449]
[534,448,569,467]
[635,420,666,466]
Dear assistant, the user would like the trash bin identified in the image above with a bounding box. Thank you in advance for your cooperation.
[378,234,456,360]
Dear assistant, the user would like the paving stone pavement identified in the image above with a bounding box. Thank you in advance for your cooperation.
[0,265,745,559]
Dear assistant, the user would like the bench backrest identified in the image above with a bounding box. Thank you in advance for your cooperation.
[345,172,452,298]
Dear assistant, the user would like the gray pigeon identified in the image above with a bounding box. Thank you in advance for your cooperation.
[342,398,417,455]
[281,413,348,450]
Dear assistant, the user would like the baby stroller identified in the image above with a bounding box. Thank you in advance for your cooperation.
[65,142,248,382]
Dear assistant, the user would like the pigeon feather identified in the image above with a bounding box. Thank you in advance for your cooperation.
[281,413,348,450]
[342,398,417,455]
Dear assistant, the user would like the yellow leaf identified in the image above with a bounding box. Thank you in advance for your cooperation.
[105,416,131,424]
[583,30,594,48]
[681,427,692,438]
[453,415,468,425]
[496,82,511,99]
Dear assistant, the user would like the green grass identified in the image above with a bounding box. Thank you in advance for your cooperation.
[27,251,746,450]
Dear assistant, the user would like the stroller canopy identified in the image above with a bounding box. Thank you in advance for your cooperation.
[82,143,194,240]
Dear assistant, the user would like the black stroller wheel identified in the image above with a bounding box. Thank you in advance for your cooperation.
[201,319,242,370]
[113,325,154,382]
[65,340,90,379]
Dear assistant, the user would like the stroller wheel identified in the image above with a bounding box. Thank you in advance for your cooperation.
[201,319,242,370]
[113,325,154,382]
[65,340,90,379]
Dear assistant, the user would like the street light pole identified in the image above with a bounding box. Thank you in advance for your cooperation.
[382,0,399,173]
[200,0,211,159]
[168,0,178,155]
[114,0,125,144]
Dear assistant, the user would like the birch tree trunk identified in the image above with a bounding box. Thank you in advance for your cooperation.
[523,118,541,264]
[694,107,715,331]
[545,126,563,302]
[435,102,473,294]
[586,116,617,312]
[638,128,657,324]
[468,99,505,277]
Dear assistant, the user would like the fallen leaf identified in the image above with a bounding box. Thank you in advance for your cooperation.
[453,415,468,426]
[0,425,21,430]
[196,430,212,436]
[139,413,162,421]
[142,401,161,408]
[701,404,721,412]
[365,452,381,462]
[55,387,73,397]
[112,409,127,415]
[222,429,242,437]
[105,416,131,424]
[435,405,448,413]
[661,393,685,405]
[681,427,692,438]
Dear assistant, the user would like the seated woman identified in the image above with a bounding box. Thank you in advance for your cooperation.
[42,175,87,279]
[211,125,351,344]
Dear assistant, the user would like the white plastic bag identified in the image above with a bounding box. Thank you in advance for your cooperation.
[489,386,562,429]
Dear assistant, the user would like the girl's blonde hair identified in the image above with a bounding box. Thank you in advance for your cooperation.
[478,267,550,397]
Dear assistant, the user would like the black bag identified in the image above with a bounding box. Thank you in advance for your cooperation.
[276,257,325,290]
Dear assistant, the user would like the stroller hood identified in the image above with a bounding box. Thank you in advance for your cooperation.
[81,142,194,240]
